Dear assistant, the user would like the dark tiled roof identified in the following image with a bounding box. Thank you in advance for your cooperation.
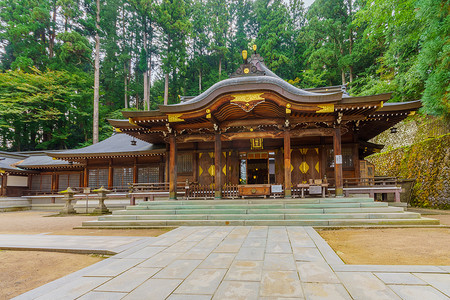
[49,133,164,159]
[17,155,83,169]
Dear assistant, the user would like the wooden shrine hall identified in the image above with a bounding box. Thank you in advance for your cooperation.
[109,49,421,200]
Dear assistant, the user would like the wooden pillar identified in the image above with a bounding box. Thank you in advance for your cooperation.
[284,129,292,197]
[333,127,343,196]
[53,172,59,192]
[169,134,177,200]
[214,132,222,199]
[133,157,138,184]
[83,167,88,187]
[164,144,169,183]
[0,174,5,196]
[193,143,198,183]
[108,158,113,188]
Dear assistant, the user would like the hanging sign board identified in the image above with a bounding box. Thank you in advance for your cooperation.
[335,155,342,165]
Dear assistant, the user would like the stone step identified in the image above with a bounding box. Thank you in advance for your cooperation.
[135,197,374,206]
[98,212,421,221]
[82,217,439,228]
[112,206,404,216]
[127,201,387,211]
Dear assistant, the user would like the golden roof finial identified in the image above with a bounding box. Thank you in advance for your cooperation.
[242,50,248,63]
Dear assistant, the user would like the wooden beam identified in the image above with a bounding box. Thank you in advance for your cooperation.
[176,134,215,143]
[284,129,292,197]
[221,118,283,128]
[333,127,343,196]
[214,132,222,199]
[169,134,177,200]
[222,130,284,141]
[290,128,334,138]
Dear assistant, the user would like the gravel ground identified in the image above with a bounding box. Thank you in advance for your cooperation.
[319,226,450,265]
[0,211,172,236]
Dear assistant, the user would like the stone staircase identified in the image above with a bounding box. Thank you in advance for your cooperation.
[81,197,440,228]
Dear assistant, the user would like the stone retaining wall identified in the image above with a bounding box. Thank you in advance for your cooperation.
[367,134,450,209]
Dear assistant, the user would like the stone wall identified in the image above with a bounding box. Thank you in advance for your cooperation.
[370,115,450,152]
[367,134,450,209]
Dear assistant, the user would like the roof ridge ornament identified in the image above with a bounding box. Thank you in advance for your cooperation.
[230,45,265,78]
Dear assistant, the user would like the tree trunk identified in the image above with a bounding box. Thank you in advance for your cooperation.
[49,0,57,58]
[148,54,152,110]
[143,20,149,111]
[164,73,169,105]
[348,0,353,83]
[124,61,128,108]
[199,68,202,92]
[93,0,100,144]
[218,57,222,80]
[341,69,346,85]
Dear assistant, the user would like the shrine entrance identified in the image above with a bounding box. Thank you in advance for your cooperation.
[247,159,268,184]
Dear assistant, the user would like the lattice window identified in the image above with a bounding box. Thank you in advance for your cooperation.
[113,167,133,187]
[31,175,52,191]
[88,168,108,188]
[58,173,80,191]
[327,147,353,168]
[177,153,193,173]
[342,148,353,168]
[138,166,159,183]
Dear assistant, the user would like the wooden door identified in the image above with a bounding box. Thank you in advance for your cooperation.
[198,152,214,185]
[291,148,321,184]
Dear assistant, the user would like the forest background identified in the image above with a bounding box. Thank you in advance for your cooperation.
[0,0,448,151]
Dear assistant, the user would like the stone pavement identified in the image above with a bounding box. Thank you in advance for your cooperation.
[8,226,450,300]
[0,234,149,255]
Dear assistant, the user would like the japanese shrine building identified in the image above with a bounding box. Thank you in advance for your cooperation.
[0,50,421,198]
[106,51,420,200]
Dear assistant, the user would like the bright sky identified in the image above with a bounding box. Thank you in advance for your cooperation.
[304,0,315,7]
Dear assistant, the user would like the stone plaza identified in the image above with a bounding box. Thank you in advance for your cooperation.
[8,226,450,299]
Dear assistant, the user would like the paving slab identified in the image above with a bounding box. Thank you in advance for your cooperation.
[259,270,304,298]
[389,284,449,300]
[198,253,236,269]
[152,259,203,279]
[212,281,260,300]
[77,291,127,300]
[301,282,352,300]
[374,272,427,285]
[0,234,146,254]
[263,253,297,271]
[122,278,182,300]
[94,267,161,292]
[173,268,226,295]
[297,261,340,283]
[336,271,401,300]
[413,273,450,297]
[224,260,263,281]
[235,246,265,261]
[13,226,450,300]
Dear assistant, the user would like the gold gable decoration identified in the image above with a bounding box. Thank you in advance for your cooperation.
[316,104,334,113]
[250,138,264,150]
[230,92,265,112]
[168,114,184,122]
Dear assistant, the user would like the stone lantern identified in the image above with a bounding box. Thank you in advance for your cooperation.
[92,186,111,214]
[59,187,76,214]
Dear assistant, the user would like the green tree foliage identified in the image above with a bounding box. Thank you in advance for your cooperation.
[0,0,448,151]
[0,68,93,150]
